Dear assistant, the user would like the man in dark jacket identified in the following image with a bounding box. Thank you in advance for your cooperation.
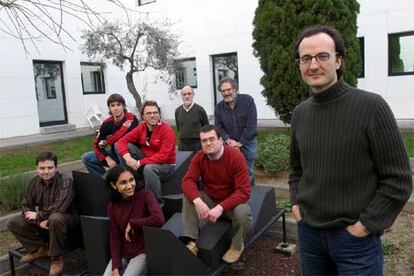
[7,152,79,275]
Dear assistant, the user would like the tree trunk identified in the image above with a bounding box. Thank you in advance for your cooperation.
[126,71,142,112]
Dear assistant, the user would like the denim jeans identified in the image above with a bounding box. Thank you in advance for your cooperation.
[298,222,383,276]
[82,151,120,178]
[103,253,146,276]
[240,138,257,176]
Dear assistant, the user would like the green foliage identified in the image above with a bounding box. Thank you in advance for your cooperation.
[278,200,292,213]
[256,134,290,173]
[0,174,31,211]
[252,0,361,124]
[402,131,414,157]
[382,239,398,255]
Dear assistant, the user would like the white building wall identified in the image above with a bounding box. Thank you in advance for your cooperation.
[357,0,414,120]
[0,0,413,139]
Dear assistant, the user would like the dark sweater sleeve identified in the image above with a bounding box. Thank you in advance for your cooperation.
[360,97,412,234]
[214,106,230,141]
[288,112,301,205]
[108,205,123,270]
[129,192,165,229]
[239,97,257,145]
[199,106,209,127]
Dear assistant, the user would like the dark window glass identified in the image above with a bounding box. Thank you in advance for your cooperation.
[388,31,414,76]
[358,37,365,78]
[81,62,106,94]
[175,58,197,90]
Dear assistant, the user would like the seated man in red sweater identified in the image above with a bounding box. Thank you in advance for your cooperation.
[181,125,252,263]
[117,101,176,202]
[82,94,139,178]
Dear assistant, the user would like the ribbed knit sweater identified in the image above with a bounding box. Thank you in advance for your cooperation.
[289,79,412,234]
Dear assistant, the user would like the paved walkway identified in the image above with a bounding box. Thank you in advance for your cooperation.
[0,127,95,152]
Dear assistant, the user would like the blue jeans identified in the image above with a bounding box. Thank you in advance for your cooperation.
[298,222,383,275]
[82,151,120,178]
[240,138,257,176]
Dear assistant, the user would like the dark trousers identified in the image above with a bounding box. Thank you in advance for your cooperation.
[7,213,80,257]
[298,221,383,275]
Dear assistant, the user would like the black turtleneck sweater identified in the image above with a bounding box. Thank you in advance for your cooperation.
[289,79,412,234]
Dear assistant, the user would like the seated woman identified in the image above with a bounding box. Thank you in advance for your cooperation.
[104,165,165,276]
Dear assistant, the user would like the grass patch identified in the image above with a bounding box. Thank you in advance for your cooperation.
[402,131,414,157]
[0,135,95,177]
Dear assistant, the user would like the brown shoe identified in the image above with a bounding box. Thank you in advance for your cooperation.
[222,244,244,264]
[20,246,48,263]
[49,255,64,275]
[186,241,198,256]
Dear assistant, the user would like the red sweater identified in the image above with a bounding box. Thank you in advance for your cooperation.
[93,112,138,162]
[182,146,251,212]
[107,189,164,270]
[117,122,176,166]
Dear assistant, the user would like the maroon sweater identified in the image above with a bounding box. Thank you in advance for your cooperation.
[182,146,251,212]
[107,189,164,270]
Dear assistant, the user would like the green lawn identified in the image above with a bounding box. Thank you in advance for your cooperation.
[0,128,412,178]
[0,135,95,177]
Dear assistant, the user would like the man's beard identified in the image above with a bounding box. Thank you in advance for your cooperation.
[184,100,193,107]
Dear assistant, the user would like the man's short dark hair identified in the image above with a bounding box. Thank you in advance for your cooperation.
[107,93,127,115]
[295,25,345,79]
[106,165,137,202]
[107,93,126,107]
[141,100,161,118]
[200,125,222,139]
[218,77,238,92]
[35,152,58,166]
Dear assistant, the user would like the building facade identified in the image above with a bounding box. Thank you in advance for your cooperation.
[0,0,413,139]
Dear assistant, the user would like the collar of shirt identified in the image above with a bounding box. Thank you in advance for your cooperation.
[183,101,195,112]
[207,144,224,161]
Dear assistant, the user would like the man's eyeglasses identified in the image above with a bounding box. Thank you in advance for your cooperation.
[297,52,338,65]
[145,111,159,116]
[201,137,217,144]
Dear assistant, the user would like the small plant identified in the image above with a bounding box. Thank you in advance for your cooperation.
[256,134,290,174]
[0,174,30,211]
[382,239,398,255]
[278,200,292,213]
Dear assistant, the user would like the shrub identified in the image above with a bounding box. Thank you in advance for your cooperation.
[382,239,398,255]
[0,174,30,211]
[278,200,292,213]
[256,134,290,174]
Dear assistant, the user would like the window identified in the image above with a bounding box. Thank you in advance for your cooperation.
[175,58,197,90]
[358,37,365,78]
[137,0,155,6]
[388,31,414,76]
[212,52,238,105]
[45,78,57,99]
[81,62,105,94]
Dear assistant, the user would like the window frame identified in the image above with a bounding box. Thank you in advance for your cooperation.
[388,31,414,76]
[137,0,155,6]
[81,62,106,95]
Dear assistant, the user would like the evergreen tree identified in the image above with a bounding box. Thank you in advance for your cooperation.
[252,0,361,124]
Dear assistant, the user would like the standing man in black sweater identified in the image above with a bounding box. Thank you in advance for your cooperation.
[175,86,209,151]
[290,25,412,276]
